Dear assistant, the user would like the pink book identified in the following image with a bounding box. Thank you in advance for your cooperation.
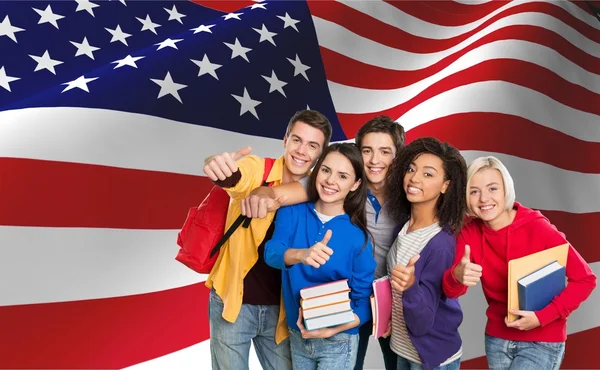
[371,276,392,338]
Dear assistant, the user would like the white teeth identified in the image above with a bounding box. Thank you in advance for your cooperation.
[369,167,383,173]
[292,156,307,165]
[321,186,337,195]
[480,205,494,210]
[407,186,421,194]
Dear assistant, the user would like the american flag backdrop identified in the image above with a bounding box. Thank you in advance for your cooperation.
[1,0,599,368]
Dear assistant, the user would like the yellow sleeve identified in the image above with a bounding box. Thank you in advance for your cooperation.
[222,155,264,200]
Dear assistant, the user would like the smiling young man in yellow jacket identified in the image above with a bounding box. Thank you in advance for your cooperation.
[203,110,332,370]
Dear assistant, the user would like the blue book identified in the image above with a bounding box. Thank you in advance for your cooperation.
[303,310,355,331]
[517,261,566,311]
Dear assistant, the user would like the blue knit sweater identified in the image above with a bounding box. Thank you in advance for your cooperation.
[264,202,376,334]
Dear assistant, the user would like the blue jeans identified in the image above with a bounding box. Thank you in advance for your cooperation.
[289,328,359,370]
[485,334,565,370]
[397,356,460,370]
[354,319,397,370]
[209,289,292,370]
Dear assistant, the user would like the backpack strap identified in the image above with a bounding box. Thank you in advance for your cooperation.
[242,157,275,228]
[209,157,276,258]
[262,157,275,186]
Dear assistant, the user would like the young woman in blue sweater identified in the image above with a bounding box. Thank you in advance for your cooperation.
[384,138,467,370]
[265,143,377,370]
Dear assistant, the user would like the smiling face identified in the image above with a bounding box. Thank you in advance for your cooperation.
[315,151,361,211]
[360,132,396,189]
[282,121,326,182]
[403,153,450,207]
[468,168,512,228]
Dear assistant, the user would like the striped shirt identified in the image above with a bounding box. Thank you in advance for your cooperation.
[386,221,462,365]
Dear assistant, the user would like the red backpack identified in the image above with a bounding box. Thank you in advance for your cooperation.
[175,158,275,273]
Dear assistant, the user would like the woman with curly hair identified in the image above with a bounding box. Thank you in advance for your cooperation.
[385,137,467,370]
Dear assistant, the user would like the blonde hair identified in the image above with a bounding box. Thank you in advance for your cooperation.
[467,156,515,212]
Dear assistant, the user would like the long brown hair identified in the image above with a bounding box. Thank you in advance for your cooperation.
[307,143,370,250]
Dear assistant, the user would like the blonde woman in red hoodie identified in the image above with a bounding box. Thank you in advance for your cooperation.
[442,156,596,370]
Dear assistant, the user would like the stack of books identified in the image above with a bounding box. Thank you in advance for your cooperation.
[300,279,354,330]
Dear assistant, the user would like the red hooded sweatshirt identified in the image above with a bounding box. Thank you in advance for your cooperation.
[443,202,596,342]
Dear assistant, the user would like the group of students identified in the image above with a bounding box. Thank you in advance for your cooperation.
[202,110,596,370]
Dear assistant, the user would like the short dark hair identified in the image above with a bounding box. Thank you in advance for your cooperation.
[386,137,467,232]
[307,143,370,250]
[355,116,405,152]
[285,110,332,148]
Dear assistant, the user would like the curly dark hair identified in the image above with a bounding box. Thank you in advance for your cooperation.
[307,143,370,250]
[385,137,467,231]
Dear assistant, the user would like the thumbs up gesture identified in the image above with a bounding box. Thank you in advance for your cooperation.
[391,254,420,293]
[203,146,253,181]
[302,230,334,268]
[452,244,483,287]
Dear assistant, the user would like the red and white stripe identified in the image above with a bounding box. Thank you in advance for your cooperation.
[311,1,600,368]
[1,1,599,369]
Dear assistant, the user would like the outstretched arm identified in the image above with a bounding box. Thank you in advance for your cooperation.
[241,181,309,218]
[264,206,296,270]
[204,146,252,182]
[442,233,481,298]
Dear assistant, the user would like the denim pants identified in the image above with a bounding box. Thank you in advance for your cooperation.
[397,356,460,370]
[289,328,359,370]
[485,334,565,370]
[354,319,397,370]
[209,289,292,370]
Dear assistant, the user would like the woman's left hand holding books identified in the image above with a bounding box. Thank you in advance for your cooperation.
[296,308,359,339]
[297,308,335,339]
[504,309,541,331]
